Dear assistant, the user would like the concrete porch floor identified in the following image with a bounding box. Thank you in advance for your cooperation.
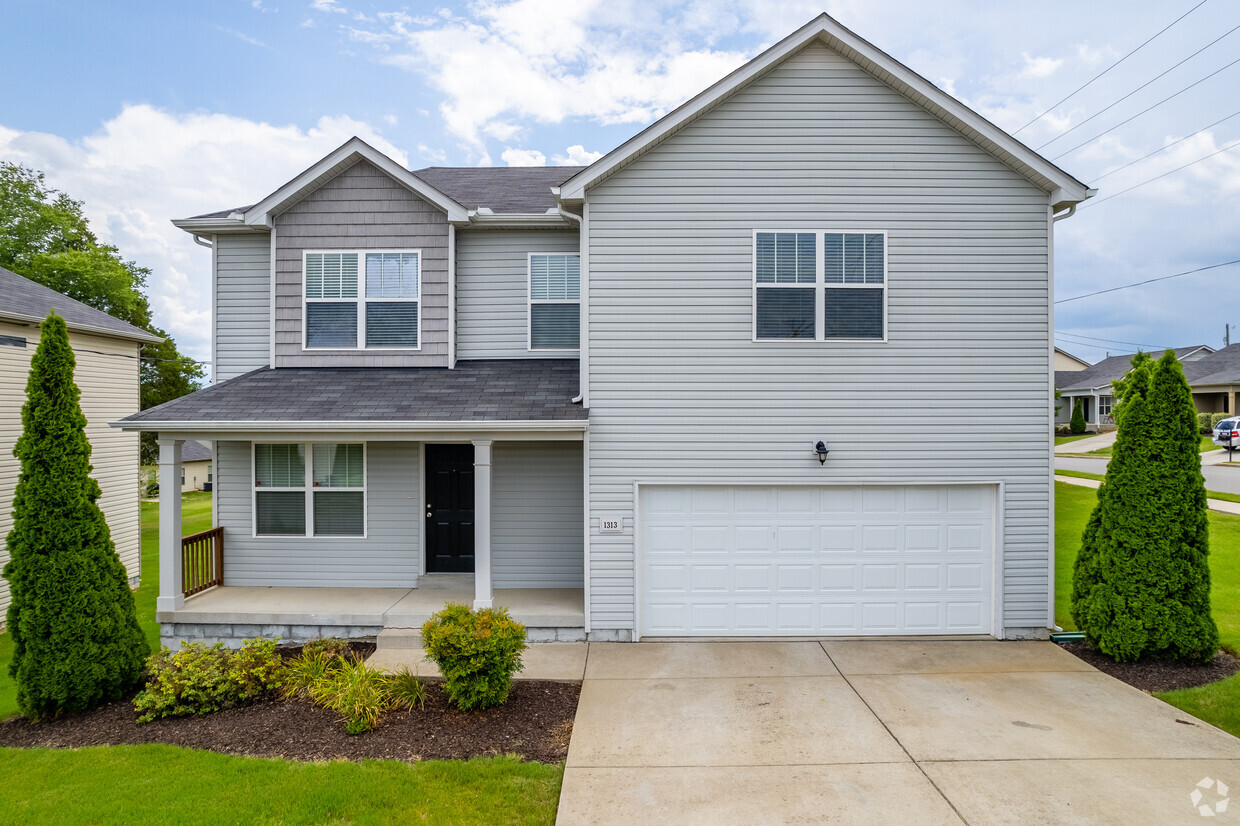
[159,574,585,629]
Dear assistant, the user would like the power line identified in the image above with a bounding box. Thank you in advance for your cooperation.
[1056,331,1171,350]
[1014,0,1210,134]
[1037,20,1240,150]
[1091,107,1240,181]
[1080,138,1240,207]
[1049,52,1240,160]
[1056,259,1240,304]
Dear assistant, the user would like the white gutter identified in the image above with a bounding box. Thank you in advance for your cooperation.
[464,209,574,228]
[109,418,589,433]
[1,312,162,344]
[553,193,586,404]
[193,234,213,248]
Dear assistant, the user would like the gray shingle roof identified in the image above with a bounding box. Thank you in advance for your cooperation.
[181,440,213,462]
[187,206,251,219]
[1057,346,1214,392]
[0,266,160,343]
[411,166,585,213]
[1184,344,1240,386]
[120,360,586,425]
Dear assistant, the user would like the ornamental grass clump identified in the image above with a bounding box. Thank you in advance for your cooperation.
[309,657,393,735]
[1072,350,1218,663]
[422,603,527,711]
[3,313,149,720]
[133,638,286,723]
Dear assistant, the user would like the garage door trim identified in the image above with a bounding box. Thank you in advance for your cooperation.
[633,479,1005,641]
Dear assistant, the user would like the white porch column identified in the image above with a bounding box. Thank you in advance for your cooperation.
[472,440,493,610]
[157,437,185,612]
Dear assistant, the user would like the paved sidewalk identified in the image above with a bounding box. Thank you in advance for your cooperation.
[556,641,1240,824]
[1054,430,1117,454]
[1055,474,1240,515]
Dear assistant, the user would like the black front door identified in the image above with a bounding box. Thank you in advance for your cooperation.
[425,444,475,573]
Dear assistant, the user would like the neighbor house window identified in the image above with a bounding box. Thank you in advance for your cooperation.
[253,443,365,537]
[529,253,580,349]
[1099,396,1113,417]
[305,251,420,349]
[754,231,886,341]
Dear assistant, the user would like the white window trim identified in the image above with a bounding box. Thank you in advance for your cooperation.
[527,251,581,352]
[751,229,889,343]
[302,249,423,352]
[251,441,368,539]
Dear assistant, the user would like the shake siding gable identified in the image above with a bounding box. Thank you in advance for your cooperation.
[584,43,1053,634]
[214,233,271,381]
[456,229,580,360]
[273,159,450,367]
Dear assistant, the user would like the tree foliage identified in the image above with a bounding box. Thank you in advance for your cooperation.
[3,314,150,718]
[0,163,204,462]
[1069,397,1086,434]
[1071,350,1218,663]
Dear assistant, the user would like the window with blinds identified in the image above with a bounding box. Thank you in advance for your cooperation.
[529,253,580,349]
[253,443,365,537]
[754,231,886,341]
[304,251,419,349]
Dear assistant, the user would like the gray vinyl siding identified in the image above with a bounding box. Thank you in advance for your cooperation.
[272,159,449,367]
[492,441,584,588]
[456,229,580,359]
[215,440,420,587]
[583,42,1054,634]
[214,233,271,381]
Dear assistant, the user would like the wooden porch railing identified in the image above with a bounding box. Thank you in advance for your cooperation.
[182,527,223,597]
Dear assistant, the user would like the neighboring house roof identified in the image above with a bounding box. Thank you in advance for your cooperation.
[1054,347,1090,370]
[1183,344,1240,386]
[0,266,161,343]
[180,440,213,462]
[412,167,584,213]
[559,14,1092,207]
[116,360,587,428]
[1057,346,1215,393]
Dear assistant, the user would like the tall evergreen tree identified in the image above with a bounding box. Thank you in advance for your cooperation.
[4,313,149,718]
[1069,398,1086,434]
[1071,351,1218,663]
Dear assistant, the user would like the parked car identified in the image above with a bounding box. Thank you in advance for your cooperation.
[1213,418,1240,448]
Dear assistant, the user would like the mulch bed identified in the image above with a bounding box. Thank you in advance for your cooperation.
[1058,641,1240,692]
[0,679,579,763]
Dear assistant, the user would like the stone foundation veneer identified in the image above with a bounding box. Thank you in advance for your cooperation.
[160,622,615,647]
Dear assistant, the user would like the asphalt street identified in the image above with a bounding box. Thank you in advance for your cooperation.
[1054,455,1240,495]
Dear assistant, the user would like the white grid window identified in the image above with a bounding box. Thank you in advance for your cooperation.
[529,253,580,350]
[253,443,366,537]
[305,251,420,349]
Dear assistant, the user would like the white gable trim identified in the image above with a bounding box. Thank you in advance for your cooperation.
[559,14,1091,207]
[244,137,470,227]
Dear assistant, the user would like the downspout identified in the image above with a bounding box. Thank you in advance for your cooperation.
[1051,203,1076,223]
[193,234,213,248]
[555,198,585,404]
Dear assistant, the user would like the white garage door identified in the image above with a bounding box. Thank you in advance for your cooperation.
[639,484,994,636]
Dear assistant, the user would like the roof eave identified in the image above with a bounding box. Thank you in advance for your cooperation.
[109,418,589,434]
[170,216,262,235]
[0,310,162,344]
[463,210,574,229]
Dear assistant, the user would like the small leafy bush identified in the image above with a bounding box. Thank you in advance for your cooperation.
[422,603,527,711]
[133,639,286,723]
[385,666,427,711]
[1199,412,1215,433]
[302,637,350,660]
[282,650,343,699]
[310,657,393,735]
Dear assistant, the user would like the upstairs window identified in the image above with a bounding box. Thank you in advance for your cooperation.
[305,251,420,349]
[529,253,580,350]
[753,231,886,341]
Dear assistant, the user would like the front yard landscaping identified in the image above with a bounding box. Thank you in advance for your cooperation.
[1055,481,1240,736]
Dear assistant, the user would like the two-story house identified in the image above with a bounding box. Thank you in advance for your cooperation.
[119,14,1092,646]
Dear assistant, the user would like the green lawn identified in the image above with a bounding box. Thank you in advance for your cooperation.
[1054,434,1094,446]
[1055,481,1240,737]
[1055,468,1240,505]
[0,746,562,825]
[1083,434,1219,457]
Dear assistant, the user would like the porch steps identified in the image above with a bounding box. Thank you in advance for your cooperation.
[376,628,423,650]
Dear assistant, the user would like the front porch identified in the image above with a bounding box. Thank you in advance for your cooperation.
[159,575,586,645]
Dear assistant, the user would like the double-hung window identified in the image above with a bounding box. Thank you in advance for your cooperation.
[529,253,580,350]
[253,443,366,537]
[754,231,887,341]
[305,251,420,349]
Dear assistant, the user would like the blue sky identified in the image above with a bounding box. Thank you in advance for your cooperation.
[2,0,1239,371]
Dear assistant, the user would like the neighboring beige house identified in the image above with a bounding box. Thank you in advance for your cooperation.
[1055,345,1215,431]
[180,440,213,491]
[0,266,160,613]
[1054,347,1090,372]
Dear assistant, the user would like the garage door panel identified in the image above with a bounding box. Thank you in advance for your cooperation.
[640,484,994,637]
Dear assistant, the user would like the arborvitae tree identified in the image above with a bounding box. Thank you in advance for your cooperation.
[3,313,149,718]
[1071,351,1218,663]
[1069,398,1086,434]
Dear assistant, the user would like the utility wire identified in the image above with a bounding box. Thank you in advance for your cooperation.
[1091,107,1240,181]
[1056,259,1240,304]
[1055,331,1171,350]
[1049,52,1240,160]
[1080,138,1240,207]
[1015,0,1210,134]
[1037,20,1240,150]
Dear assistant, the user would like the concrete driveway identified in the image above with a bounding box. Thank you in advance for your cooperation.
[557,640,1240,824]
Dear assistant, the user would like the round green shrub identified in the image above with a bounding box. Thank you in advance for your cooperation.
[422,603,527,710]
[133,638,286,722]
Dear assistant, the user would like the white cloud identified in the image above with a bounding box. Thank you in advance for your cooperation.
[416,143,447,163]
[501,148,546,166]
[250,0,277,12]
[553,145,604,165]
[310,0,346,13]
[214,26,269,48]
[0,105,403,372]
[1019,52,1063,79]
[299,17,316,28]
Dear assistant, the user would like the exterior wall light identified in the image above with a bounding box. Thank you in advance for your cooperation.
[814,440,829,464]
